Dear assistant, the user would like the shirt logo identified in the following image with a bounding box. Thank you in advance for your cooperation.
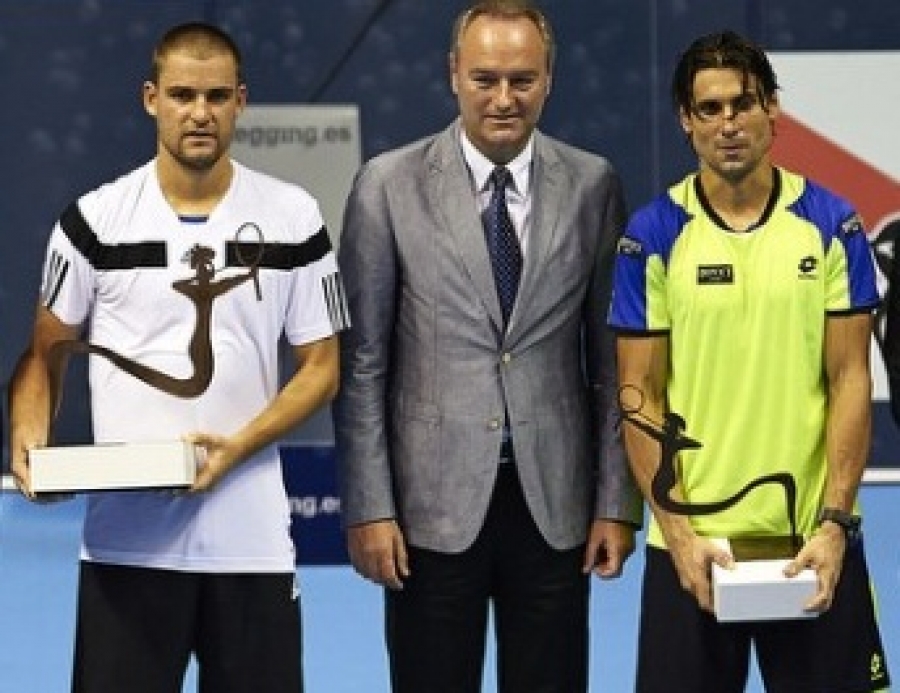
[840,213,864,237]
[697,264,734,284]
[871,652,887,683]
[617,236,643,255]
[798,255,818,279]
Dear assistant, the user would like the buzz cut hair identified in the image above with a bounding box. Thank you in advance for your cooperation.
[149,21,243,85]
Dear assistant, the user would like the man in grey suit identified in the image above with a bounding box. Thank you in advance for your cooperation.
[333,1,642,691]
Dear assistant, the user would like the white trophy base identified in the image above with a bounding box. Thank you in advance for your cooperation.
[29,441,198,493]
[711,537,818,622]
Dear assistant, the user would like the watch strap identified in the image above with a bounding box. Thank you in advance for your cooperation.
[817,507,861,537]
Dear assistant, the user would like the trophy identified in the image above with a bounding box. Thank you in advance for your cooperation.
[28,224,266,494]
[618,386,817,622]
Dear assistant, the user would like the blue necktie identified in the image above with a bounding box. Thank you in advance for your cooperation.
[484,167,522,327]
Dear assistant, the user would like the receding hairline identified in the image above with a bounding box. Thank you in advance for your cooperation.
[450,1,556,71]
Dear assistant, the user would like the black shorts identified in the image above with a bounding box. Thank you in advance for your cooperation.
[636,540,891,693]
[72,562,303,693]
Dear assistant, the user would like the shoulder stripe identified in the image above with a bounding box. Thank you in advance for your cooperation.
[323,272,350,331]
[42,249,69,309]
[225,226,333,271]
[59,202,167,269]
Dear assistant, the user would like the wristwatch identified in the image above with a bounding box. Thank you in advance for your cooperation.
[817,507,862,541]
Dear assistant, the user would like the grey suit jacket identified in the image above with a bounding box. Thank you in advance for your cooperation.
[333,121,642,553]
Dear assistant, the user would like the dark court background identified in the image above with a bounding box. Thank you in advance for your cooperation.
[1,0,899,470]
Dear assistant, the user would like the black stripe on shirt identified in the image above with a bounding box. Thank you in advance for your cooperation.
[225,226,332,271]
[59,202,167,269]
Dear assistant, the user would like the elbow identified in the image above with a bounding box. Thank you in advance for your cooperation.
[324,372,341,403]
[321,349,342,403]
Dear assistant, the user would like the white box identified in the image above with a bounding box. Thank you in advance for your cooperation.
[29,441,198,493]
[711,538,818,622]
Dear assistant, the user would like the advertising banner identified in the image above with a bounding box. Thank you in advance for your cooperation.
[771,52,900,480]
[234,105,362,561]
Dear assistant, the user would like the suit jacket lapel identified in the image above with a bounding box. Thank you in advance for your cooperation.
[507,133,563,339]
[427,122,505,331]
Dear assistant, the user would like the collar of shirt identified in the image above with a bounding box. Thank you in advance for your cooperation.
[459,131,534,201]
[459,131,534,254]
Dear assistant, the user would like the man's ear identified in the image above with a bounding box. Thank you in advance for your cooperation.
[236,84,248,116]
[679,107,692,137]
[765,92,781,125]
[448,52,459,96]
[143,81,158,117]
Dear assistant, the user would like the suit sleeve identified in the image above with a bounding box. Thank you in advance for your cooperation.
[584,167,644,526]
[333,161,399,527]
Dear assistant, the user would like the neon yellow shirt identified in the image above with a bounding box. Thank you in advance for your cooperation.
[610,168,879,547]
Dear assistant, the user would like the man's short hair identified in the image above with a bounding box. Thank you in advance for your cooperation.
[149,21,243,84]
[450,0,556,72]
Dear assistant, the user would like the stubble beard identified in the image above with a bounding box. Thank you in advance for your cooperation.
[175,144,223,173]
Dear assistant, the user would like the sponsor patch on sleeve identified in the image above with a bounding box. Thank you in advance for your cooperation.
[840,213,865,237]
[617,236,643,255]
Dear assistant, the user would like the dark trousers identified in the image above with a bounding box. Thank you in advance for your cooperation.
[636,543,891,693]
[72,563,303,693]
[386,464,590,693]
